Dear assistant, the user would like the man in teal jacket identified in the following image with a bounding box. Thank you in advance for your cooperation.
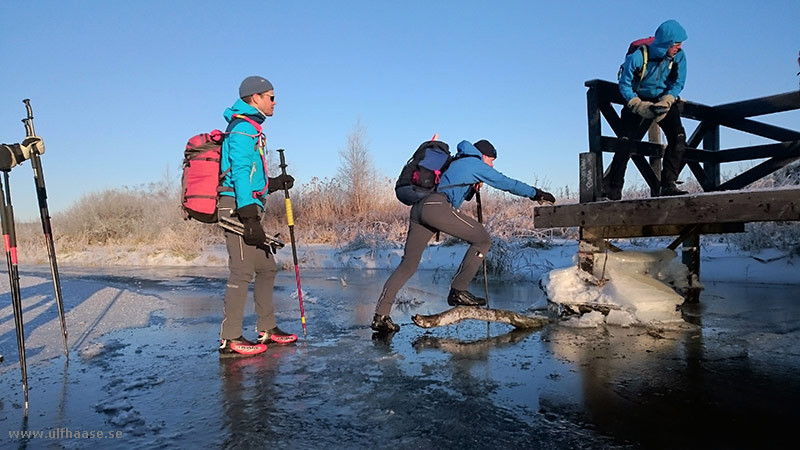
[218,76,296,356]
[371,139,555,333]
[604,19,689,200]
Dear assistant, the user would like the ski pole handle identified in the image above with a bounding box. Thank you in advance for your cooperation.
[23,99,35,136]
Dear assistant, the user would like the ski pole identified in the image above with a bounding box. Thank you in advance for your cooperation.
[276,149,306,336]
[1,170,29,416]
[22,99,69,359]
[217,215,285,253]
[475,189,490,309]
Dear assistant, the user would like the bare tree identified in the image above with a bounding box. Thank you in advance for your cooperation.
[337,119,376,215]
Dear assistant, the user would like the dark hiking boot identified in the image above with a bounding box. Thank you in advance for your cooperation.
[659,183,688,197]
[257,327,297,345]
[447,288,487,307]
[371,314,400,333]
[219,336,267,356]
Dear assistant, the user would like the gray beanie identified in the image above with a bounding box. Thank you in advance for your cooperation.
[239,76,274,98]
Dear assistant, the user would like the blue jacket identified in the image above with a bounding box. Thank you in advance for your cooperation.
[220,99,268,211]
[619,20,688,102]
[438,141,537,209]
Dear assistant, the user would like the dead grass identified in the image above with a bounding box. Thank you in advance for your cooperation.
[6,160,798,264]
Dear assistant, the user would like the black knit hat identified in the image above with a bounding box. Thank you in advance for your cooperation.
[473,140,497,158]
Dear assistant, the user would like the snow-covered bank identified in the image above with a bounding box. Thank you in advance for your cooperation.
[42,239,798,330]
[50,240,797,286]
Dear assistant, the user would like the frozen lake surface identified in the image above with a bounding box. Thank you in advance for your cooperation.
[2,266,800,449]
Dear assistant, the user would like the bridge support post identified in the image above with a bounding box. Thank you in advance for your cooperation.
[681,230,702,303]
[578,234,606,275]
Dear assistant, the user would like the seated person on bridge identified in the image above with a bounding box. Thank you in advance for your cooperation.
[603,19,688,201]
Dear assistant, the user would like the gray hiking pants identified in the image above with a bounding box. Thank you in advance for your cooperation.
[218,196,278,340]
[374,193,491,316]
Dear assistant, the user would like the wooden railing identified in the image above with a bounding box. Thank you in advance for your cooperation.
[582,79,800,202]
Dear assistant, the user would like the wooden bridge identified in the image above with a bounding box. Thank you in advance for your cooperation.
[533,80,800,302]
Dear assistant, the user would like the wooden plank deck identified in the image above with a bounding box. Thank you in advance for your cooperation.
[533,188,800,237]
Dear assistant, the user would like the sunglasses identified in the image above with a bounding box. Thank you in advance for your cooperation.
[261,93,275,102]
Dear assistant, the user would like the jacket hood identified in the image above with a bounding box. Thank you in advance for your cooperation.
[650,19,687,59]
[456,140,484,158]
[223,98,266,124]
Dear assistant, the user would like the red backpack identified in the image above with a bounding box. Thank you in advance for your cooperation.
[181,115,262,223]
[618,36,655,82]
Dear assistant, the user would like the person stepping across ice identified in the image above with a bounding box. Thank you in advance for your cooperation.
[257,326,297,345]
[219,336,268,356]
[371,139,555,334]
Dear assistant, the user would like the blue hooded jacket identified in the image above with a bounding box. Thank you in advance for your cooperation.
[437,141,537,209]
[619,20,688,102]
[219,99,268,211]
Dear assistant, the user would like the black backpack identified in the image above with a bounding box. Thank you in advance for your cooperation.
[395,140,452,206]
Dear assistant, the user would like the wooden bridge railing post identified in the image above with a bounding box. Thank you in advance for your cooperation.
[647,123,662,197]
[703,123,721,188]
[585,85,603,202]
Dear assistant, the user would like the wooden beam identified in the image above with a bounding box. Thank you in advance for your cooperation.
[598,136,800,165]
[533,189,800,229]
[597,99,622,137]
[585,79,800,142]
[688,120,714,148]
[682,102,800,142]
[599,136,713,163]
[715,156,800,191]
[713,90,800,118]
[585,79,624,104]
[584,80,800,121]
[631,154,660,191]
[686,161,714,191]
[704,140,800,164]
[581,223,744,239]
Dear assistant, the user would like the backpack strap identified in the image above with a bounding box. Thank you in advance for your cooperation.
[230,113,263,135]
[639,45,648,82]
[435,154,481,191]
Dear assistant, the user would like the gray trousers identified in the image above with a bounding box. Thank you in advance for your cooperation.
[218,196,278,339]
[374,193,491,316]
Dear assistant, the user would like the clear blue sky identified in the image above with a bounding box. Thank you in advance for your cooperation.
[2,0,798,221]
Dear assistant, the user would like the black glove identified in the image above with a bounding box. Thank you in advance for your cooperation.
[268,174,294,193]
[531,189,556,204]
[236,204,267,246]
